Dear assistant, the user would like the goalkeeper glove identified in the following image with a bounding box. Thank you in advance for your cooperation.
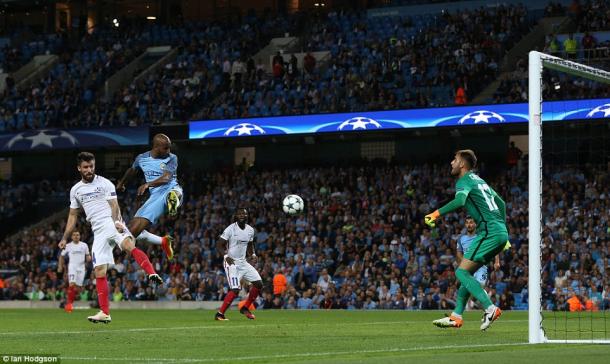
[503,241,512,251]
[424,210,440,228]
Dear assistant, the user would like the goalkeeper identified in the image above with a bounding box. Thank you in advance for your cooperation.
[425,150,509,331]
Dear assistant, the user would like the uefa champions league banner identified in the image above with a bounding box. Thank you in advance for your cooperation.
[189,98,610,139]
[0,126,149,152]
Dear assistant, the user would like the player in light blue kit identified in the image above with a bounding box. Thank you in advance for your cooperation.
[457,216,500,287]
[117,134,182,260]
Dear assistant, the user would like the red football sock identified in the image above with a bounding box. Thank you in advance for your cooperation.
[96,277,109,315]
[219,291,237,314]
[67,285,76,304]
[131,248,156,275]
[243,286,259,308]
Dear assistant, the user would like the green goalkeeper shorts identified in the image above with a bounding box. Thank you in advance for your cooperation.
[463,229,509,264]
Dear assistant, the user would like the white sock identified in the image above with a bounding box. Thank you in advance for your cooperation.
[136,230,163,245]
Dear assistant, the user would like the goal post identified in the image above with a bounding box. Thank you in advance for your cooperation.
[528,51,610,344]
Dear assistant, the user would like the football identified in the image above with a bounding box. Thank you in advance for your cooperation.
[282,194,304,214]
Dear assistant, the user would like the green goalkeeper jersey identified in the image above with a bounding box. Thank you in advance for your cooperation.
[439,171,508,234]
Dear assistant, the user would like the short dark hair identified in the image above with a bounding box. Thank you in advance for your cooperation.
[77,152,95,165]
[456,149,477,169]
[236,207,248,214]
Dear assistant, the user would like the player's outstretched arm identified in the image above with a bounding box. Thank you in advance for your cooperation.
[116,167,137,192]
[425,193,467,227]
[438,193,468,215]
[59,208,79,249]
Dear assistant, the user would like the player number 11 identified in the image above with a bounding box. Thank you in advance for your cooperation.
[478,183,498,211]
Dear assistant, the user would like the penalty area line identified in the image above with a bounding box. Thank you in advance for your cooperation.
[63,342,529,363]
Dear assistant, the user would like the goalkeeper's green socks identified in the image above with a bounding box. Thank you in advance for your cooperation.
[452,285,471,317]
[455,268,493,309]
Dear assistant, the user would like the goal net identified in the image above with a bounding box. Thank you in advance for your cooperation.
[529,51,610,344]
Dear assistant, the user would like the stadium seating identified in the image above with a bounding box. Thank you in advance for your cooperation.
[77,15,300,126]
[492,1,610,104]
[0,29,62,74]
[0,14,299,131]
[1,6,540,128]
[199,5,535,120]
[0,27,144,132]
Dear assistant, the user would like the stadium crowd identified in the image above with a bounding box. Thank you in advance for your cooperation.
[80,13,301,127]
[0,27,143,132]
[202,5,533,119]
[0,29,62,74]
[3,2,610,127]
[1,158,608,312]
[492,57,610,104]
[0,180,68,221]
[492,0,610,104]
[2,4,538,128]
[0,13,302,131]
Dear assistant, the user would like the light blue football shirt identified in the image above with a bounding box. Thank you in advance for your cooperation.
[133,151,179,193]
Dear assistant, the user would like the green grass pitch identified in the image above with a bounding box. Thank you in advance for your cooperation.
[1,309,609,363]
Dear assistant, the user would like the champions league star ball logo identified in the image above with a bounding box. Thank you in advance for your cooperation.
[458,110,506,124]
[5,129,78,149]
[338,117,382,131]
[586,103,610,118]
[224,123,266,136]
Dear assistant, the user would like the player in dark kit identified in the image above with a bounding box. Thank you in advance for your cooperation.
[425,150,508,331]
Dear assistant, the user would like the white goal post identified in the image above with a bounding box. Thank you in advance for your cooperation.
[528,51,610,344]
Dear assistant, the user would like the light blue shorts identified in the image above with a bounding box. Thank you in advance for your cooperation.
[474,266,488,285]
[135,185,182,224]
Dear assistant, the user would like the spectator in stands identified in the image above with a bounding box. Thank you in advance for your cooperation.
[544,34,560,54]
[454,85,467,105]
[563,33,578,59]
[581,32,597,59]
[303,52,316,74]
[567,292,584,311]
[545,2,566,16]
[567,0,583,22]
[506,142,523,168]
[297,290,313,309]
[201,5,533,120]
[273,268,288,296]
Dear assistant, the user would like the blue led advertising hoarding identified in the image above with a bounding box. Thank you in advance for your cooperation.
[189,98,610,140]
[0,127,149,152]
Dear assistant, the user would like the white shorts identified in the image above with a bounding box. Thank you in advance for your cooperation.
[223,256,261,290]
[68,268,86,286]
[91,218,132,268]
